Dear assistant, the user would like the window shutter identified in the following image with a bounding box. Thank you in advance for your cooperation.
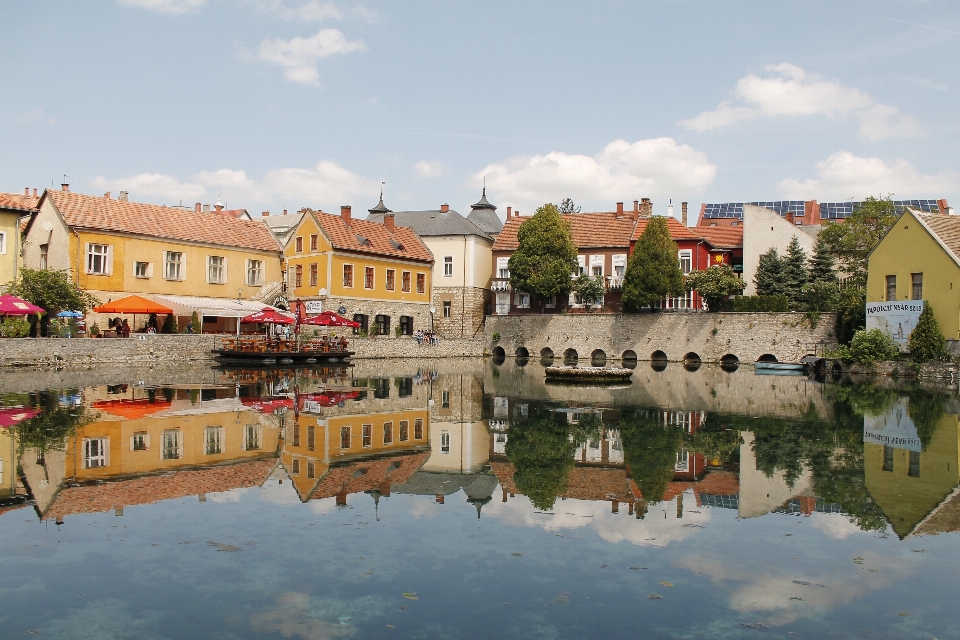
[577,255,586,273]
[85,243,91,274]
[106,245,114,275]
[222,257,228,283]
[205,256,212,283]
[129,436,135,452]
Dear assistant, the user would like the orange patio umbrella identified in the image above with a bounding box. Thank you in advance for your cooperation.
[93,295,173,315]
[92,398,172,419]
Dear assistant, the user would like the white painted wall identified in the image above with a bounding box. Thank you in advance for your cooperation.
[742,204,819,295]
[423,235,493,289]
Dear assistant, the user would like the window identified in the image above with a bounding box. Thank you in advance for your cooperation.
[545,295,556,308]
[87,243,110,274]
[204,427,223,455]
[0,231,5,254]
[340,426,351,449]
[399,420,409,442]
[365,266,374,289]
[134,261,152,278]
[443,301,451,318]
[307,461,316,478]
[414,418,423,440]
[244,424,262,451]
[307,425,315,451]
[909,450,921,477]
[84,438,109,468]
[577,255,586,276]
[678,250,692,275]
[375,314,390,336]
[362,424,372,447]
[162,430,183,460]
[590,254,603,277]
[497,257,510,279]
[292,459,300,475]
[207,256,225,283]
[416,272,426,294]
[402,271,411,292]
[131,432,149,451]
[911,273,923,300]
[309,263,318,287]
[39,244,48,269]
[441,390,450,409]
[295,264,303,288]
[164,251,184,280]
[883,446,894,472]
[295,236,303,253]
[397,377,413,397]
[310,234,318,251]
[383,421,393,445]
[885,275,897,301]
[386,269,396,291]
[399,315,413,335]
[292,424,301,447]
[343,264,353,287]
[440,430,450,454]
[613,254,627,277]
[443,256,453,277]
[247,260,263,286]
[515,292,530,309]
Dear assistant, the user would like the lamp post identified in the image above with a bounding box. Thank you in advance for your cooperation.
[429,306,435,332]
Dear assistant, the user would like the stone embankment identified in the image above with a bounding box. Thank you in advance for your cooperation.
[0,335,484,367]
[486,312,835,365]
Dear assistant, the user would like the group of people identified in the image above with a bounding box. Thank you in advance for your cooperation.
[414,330,439,345]
[107,317,131,337]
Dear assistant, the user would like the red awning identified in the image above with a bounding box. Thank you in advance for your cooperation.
[300,311,360,327]
[299,390,361,408]
[240,308,294,325]
[0,407,41,427]
[240,397,294,413]
[0,295,44,316]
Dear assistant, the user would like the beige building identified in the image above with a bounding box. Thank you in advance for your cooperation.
[0,189,39,289]
[742,204,820,295]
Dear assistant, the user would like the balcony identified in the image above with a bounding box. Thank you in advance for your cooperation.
[491,278,511,292]
[606,275,625,291]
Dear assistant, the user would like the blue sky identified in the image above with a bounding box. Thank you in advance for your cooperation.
[1,0,958,219]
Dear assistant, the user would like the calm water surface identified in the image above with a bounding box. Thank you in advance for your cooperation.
[1,359,959,639]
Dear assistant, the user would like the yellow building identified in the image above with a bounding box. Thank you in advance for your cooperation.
[279,206,433,335]
[0,190,39,289]
[867,208,960,339]
[20,187,282,329]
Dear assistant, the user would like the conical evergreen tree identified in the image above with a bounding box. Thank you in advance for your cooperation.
[782,236,808,304]
[508,203,579,303]
[754,248,785,297]
[808,232,837,284]
[909,302,946,363]
[622,217,683,311]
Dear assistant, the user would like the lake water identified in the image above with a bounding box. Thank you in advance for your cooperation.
[1,359,959,639]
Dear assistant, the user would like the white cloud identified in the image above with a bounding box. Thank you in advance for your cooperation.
[255,0,343,22]
[118,0,205,15]
[778,151,958,199]
[259,28,366,85]
[413,160,445,179]
[16,107,58,126]
[681,63,922,142]
[93,160,378,212]
[473,137,715,213]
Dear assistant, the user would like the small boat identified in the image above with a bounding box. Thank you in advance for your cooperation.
[545,366,633,384]
[754,361,807,376]
[215,336,353,365]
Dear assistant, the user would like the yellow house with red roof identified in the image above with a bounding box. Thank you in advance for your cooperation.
[0,189,39,288]
[279,205,433,336]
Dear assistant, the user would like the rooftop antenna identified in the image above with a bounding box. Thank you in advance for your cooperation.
[483,175,486,197]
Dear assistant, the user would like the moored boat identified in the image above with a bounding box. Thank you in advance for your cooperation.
[754,361,807,375]
[545,365,633,384]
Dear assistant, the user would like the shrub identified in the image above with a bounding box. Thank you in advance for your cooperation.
[834,290,865,345]
[848,328,899,364]
[909,302,946,363]
[492,332,501,342]
[801,280,840,312]
[0,316,31,338]
[731,295,789,312]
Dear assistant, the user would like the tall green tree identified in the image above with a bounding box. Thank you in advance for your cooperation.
[808,232,837,284]
[622,217,683,311]
[5,269,99,337]
[818,196,898,287]
[909,302,945,363]
[754,248,785,297]
[558,198,581,214]
[685,264,743,312]
[782,236,808,303]
[620,411,684,505]
[508,203,579,305]
[504,411,577,511]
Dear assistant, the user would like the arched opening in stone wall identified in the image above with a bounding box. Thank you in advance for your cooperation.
[516,353,529,367]
[515,346,529,358]
[591,349,607,367]
[651,350,668,361]
[540,347,555,367]
[757,353,778,363]
[650,350,668,372]
[682,352,702,372]
[720,354,739,373]
[621,350,638,369]
[491,346,505,359]
[563,348,579,366]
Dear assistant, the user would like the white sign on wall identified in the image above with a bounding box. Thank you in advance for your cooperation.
[863,398,922,452]
[304,300,323,314]
[865,301,924,347]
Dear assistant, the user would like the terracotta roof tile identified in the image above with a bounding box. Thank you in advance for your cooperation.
[311,210,433,263]
[696,226,743,249]
[917,212,960,265]
[311,451,430,500]
[40,190,281,253]
[492,212,638,251]
[631,216,704,242]
[0,192,38,212]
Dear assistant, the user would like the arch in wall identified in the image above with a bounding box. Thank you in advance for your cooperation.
[651,350,668,362]
[563,348,579,365]
[651,360,668,372]
[621,350,638,369]
[516,354,529,367]
[540,347,554,359]
[719,354,739,373]
[683,352,701,364]
[491,346,505,358]
[515,346,529,358]
[757,353,778,363]
[591,349,607,367]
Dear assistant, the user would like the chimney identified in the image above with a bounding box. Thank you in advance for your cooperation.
[202,203,210,213]
[938,199,949,215]
[262,210,270,217]
[283,209,288,216]
[639,198,653,217]
[681,202,688,226]
[103,191,111,199]
[214,202,224,212]
[383,212,395,232]
[33,188,37,197]
[340,205,352,223]
[24,187,29,196]
[61,183,69,192]
[440,203,449,213]
[119,191,128,202]
[667,199,674,219]
[506,206,512,219]
[616,202,624,215]
[633,200,639,213]
[195,202,202,213]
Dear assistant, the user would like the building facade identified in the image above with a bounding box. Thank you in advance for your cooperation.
[0,189,39,289]
[740,204,820,296]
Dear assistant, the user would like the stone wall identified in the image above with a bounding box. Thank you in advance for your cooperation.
[321,297,431,336]
[486,312,835,365]
[0,335,219,367]
[431,286,488,338]
[351,337,483,360]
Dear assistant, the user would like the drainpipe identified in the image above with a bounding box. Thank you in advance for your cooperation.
[462,236,467,337]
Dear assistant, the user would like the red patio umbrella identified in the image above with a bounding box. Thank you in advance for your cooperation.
[0,294,44,316]
[240,308,294,324]
[0,406,41,427]
[300,311,360,327]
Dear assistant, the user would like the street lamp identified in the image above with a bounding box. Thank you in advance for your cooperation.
[429,306,435,331]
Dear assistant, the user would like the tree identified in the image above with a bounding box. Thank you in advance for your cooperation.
[685,264,743,312]
[909,302,945,363]
[818,196,898,287]
[620,412,684,505]
[835,290,866,345]
[754,248,785,297]
[504,411,577,511]
[572,274,606,309]
[808,232,837,284]
[508,203,579,305]
[5,269,99,337]
[558,198,581,214]
[782,236,808,303]
[622,217,683,311]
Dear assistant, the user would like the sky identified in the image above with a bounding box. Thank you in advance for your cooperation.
[1,0,958,220]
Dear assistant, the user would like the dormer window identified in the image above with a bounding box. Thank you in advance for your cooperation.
[355,234,371,246]
[390,239,404,251]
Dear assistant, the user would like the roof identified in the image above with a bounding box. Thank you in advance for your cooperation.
[211,208,249,219]
[35,190,281,253]
[260,212,306,246]
[913,212,960,266]
[0,192,39,212]
[467,189,503,235]
[631,216,704,243]
[310,209,433,263]
[311,451,430,500]
[492,211,640,251]
[366,208,492,240]
[696,226,743,249]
